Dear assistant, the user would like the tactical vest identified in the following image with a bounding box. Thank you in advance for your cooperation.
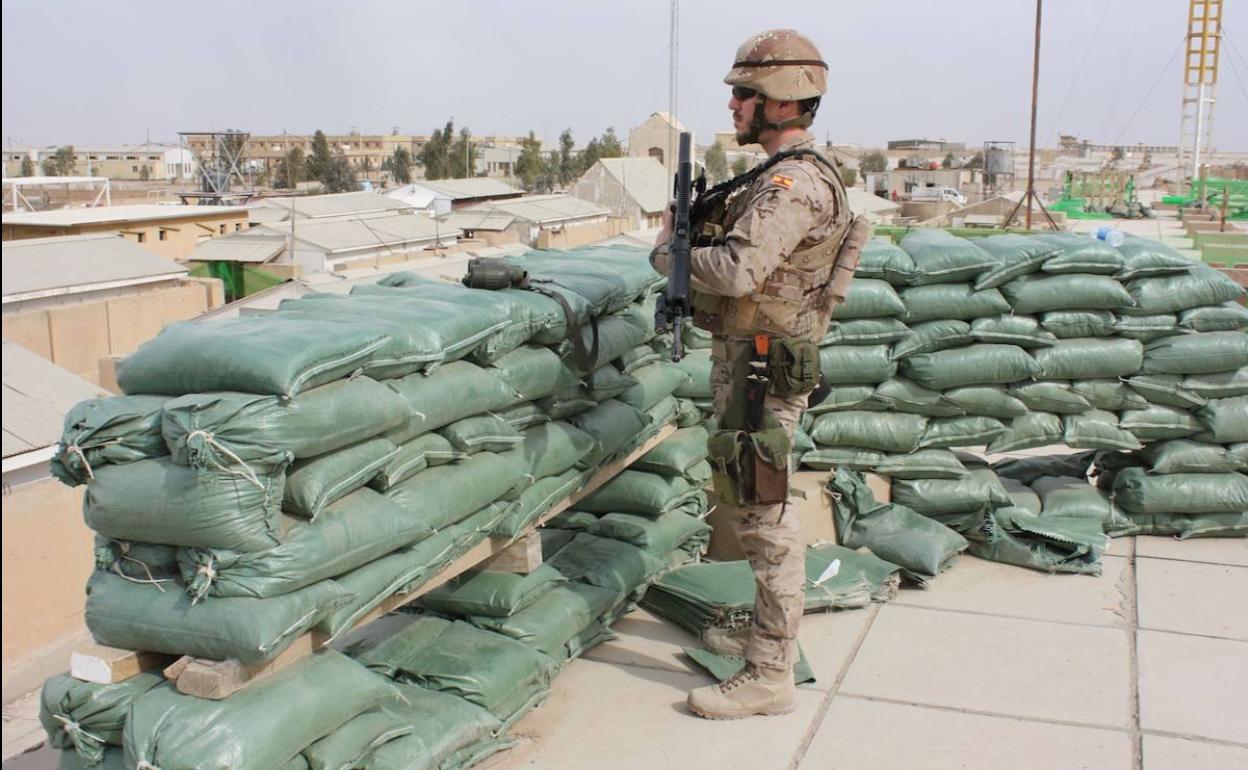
[691,150,855,342]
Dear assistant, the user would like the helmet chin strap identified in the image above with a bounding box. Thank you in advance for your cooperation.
[740,95,816,145]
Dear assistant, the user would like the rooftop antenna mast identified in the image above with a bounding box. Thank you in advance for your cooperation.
[668,0,679,171]
[1004,0,1058,231]
[1176,0,1222,190]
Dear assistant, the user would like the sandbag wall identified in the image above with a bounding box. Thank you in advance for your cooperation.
[45,245,717,770]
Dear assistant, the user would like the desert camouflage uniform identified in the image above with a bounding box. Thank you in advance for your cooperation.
[653,129,849,670]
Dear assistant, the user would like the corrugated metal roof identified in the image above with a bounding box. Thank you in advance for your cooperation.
[246,205,291,224]
[438,211,517,231]
[2,339,110,458]
[413,178,520,199]
[2,234,187,300]
[465,194,609,225]
[597,157,669,214]
[189,234,287,264]
[255,191,415,220]
[2,204,247,227]
[258,213,461,254]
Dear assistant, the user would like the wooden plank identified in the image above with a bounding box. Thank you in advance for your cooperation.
[485,530,543,574]
[173,632,327,700]
[70,644,172,685]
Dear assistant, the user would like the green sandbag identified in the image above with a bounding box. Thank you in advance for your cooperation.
[1000,274,1133,314]
[86,571,348,664]
[1178,302,1248,332]
[898,229,996,285]
[1194,395,1248,443]
[872,378,964,417]
[806,385,880,414]
[1119,405,1203,440]
[900,284,1011,324]
[809,411,927,453]
[686,458,713,485]
[488,345,580,402]
[987,412,1065,452]
[1140,440,1247,474]
[567,399,650,466]
[124,651,393,770]
[439,414,524,454]
[56,747,127,770]
[821,318,912,346]
[1112,467,1248,515]
[546,509,600,531]
[547,533,666,596]
[918,416,1007,448]
[972,234,1056,290]
[385,363,518,441]
[992,450,1096,485]
[1032,475,1124,526]
[682,323,714,350]
[619,362,692,411]
[856,238,918,285]
[179,488,434,601]
[970,315,1058,348]
[301,710,411,770]
[1125,263,1245,314]
[517,421,596,476]
[116,316,389,398]
[1114,235,1194,280]
[351,616,558,727]
[1113,313,1183,342]
[94,537,179,582]
[559,310,650,376]
[1142,331,1248,375]
[831,278,906,319]
[827,468,967,583]
[386,451,525,531]
[644,395,684,438]
[891,468,1013,516]
[1001,477,1042,515]
[284,438,398,519]
[616,345,661,375]
[889,320,973,360]
[1127,374,1208,409]
[1231,443,1248,465]
[421,564,565,619]
[674,349,713,398]
[584,364,639,400]
[1064,410,1142,451]
[1035,233,1124,274]
[1009,381,1093,415]
[492,469,583,539]
[961,507,1108,574]
[51,395,167,487]
[588,511,711,556]
[360,683,511,770]
[819,345,897,385]
[163,377,411,468]
[942,385,1029,419]
[535,387,596,419]
[1183,367,1248,398]
[873,449,969,479]
[1070,379,1149,411]
[40,673,164,765]
[901,344,1041,390]
[801,446,887,471]
[685,647,816,686]
[369,434,462,492]
[1041,310,1117,338]
[576,470,704,517]
[1117,511,1248,539]
[496,403,550,431]
[468,582,620,662]
[84,457,286,552]
[635,426,710,476]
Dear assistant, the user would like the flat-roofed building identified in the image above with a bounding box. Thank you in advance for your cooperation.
[253,190,416,221]
[2,143,196,181]
[461,193,617,248]
[2,204,249,259]
[252,211,461,273]
[388,178,523,215]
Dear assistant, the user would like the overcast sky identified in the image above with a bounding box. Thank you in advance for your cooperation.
[3,0,1246,152]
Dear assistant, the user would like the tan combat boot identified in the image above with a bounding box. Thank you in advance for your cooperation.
[702,626,751,658]
[687,663,797,720]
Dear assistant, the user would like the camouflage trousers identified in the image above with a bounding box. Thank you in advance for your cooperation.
[710,337,808,671]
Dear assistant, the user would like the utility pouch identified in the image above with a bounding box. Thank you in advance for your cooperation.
[768,338,821,397]
[707,424,792,507]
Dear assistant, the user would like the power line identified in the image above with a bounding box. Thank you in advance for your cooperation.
[1103,0,1145,140]
[1044,0,1113,147]
[1220,31,1248,110]
[1111,37,1184,146]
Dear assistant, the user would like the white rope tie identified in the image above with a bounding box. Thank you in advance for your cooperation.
[189,560,217,605]
[65,445,95,480]
[184,430,264,490]
[51,714,107,746]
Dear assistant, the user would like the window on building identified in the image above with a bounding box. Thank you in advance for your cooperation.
[235,223,243,232]
[648,148,664,163]
[132,166,139,172]
[158,230,168,241]
[136,232,146,243]
[219,224,226,234]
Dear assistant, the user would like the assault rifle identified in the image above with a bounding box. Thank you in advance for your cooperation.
[655,131,703,361]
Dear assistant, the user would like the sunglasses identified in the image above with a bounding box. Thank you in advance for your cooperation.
[731,86,759,101]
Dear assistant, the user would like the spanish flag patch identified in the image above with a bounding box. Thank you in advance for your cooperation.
[770,173,794,189]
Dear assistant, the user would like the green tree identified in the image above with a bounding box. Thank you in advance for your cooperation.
[841,167,858,187]
[420,120,455,180]
[41,145,75,176]
[450,126,477,179]
[515,131,546,191]
[941,152,955,169]
[731,157,750,176]
[965,151,984,170]
[860,151,888,173]
[276,146,306,189]
[599,127,623,158]
[307,130,333,182]
[322,152,357,193]
[558,129,577,186]
[384,146,412,184]
[19,155,34,176]
[704,141,729,183]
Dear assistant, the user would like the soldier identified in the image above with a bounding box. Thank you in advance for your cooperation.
[652,29,870,719]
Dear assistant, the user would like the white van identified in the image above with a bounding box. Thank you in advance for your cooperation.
[910,186,966,206]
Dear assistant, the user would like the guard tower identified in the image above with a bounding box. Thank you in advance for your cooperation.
[176,130,256,205]
[1177,0,1222,185]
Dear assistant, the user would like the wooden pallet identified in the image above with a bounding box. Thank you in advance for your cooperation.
[71,423,677,699]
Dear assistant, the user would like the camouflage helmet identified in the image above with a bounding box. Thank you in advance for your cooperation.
[724,29,827,102]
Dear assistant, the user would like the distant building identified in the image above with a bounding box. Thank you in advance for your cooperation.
[1,204,249,259]
[887,138,966,152]
[250,211,461,273]
[2,143,196,182]
[628,112,694,178]
[387,178,523,216]
[184,133,428,185]
[2,234,221,383]
[461,193,616,248]
[572,157,668,231]
[435,211,522,247]
[253,190,416,221]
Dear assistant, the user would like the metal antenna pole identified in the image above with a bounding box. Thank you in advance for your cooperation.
[1024,0,1042,230]
[668,0,679,170]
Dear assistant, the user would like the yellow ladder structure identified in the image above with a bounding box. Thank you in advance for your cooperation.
[1177,0,1222,183]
